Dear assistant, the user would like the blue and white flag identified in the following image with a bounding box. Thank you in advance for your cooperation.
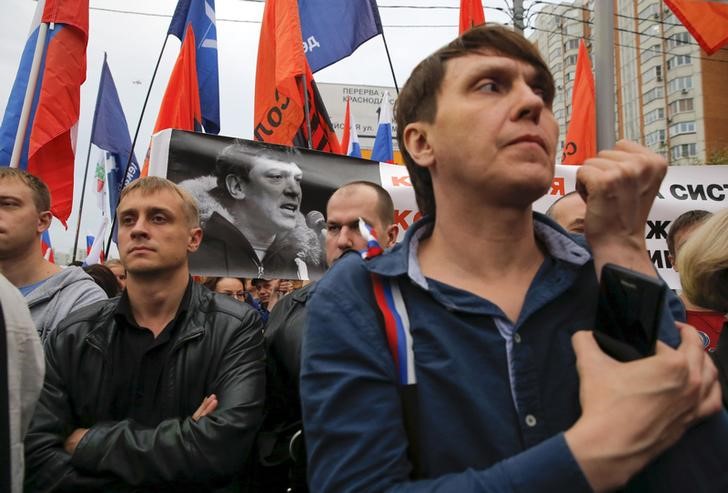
[298,0,383,72]
[90,55,139,217]
[168,0,220,134]
[370,91,394,163]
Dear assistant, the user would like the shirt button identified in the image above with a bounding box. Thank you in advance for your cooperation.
[525,414,537,427]
[514,333,522,344]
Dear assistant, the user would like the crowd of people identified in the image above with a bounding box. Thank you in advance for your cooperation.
[2,24,728,493]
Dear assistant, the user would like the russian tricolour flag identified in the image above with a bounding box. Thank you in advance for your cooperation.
[41,230,54,264]
[358,217,383,259]
[370,91,394,163]
[340,97,362,158]
[0,0,89,225]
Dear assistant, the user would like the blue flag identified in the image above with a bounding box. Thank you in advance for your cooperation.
[168,0,220,134]
[298,0,383,72]
[90,55,140,216]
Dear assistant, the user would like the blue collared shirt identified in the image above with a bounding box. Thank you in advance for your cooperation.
[301,214,728,492]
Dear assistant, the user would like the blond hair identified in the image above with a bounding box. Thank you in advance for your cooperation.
[0,167,51,212]
[677,209,728,313]
[117,176,200,227]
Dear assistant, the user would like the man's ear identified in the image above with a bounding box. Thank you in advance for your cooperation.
[403,122,435,169]
[187,227,203,253]
[225,174,246,200]
[383,224,399,248]
[37,210,53,235]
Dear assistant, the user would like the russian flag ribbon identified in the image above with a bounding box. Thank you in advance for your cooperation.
[371,275,416,386]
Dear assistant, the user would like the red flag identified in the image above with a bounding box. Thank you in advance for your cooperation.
[562,39,596,165]
[142,24,201,176]
[341,96,352,156]
[293,64,341,154]
[254,0,307,146]
[26,0,89,226]
[665,0,728,55]
[459,0,485,34]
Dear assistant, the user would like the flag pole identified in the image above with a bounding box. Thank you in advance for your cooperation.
[72,53,108,263]
[379,31,399,95]
[105,35,170,257]
[594,0,616,150]
[9,23,49,168]
[300,75,313,149]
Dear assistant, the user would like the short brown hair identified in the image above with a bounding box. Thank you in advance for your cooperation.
[117,176,200,227]
[666,209,711,258]
[334,181,395,227]
[0,168,51,212]
[395,25,554,217]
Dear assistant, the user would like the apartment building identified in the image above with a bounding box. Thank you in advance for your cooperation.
[529,0,728,165]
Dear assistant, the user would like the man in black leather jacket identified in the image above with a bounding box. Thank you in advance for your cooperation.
[24,177,266,492]
[258,181,398,491]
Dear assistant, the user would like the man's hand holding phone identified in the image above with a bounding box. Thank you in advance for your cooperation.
[565,326,722,492]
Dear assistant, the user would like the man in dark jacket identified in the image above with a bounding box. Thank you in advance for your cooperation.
[24,176,266,492]
[258,181,398,491]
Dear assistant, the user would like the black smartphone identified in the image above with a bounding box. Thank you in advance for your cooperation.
[593,263,667,362]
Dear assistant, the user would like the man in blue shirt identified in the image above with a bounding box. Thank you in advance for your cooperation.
[300,25,727,492]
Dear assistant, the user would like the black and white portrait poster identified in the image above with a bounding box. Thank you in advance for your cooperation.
[148,129,387,280]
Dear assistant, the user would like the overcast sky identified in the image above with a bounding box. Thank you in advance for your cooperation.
[1,0,550,256]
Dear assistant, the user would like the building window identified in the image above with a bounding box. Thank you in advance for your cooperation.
[668,98,694,115]
[645,129,666,147]
[549,46,561,60]
[668,76,692,94]
[643,86,664,103]
[671,143,697,160]
[565,22,582,36]
[667,32,691,48]
[645,108,665,125]
[669,121,696,137]
[641,44,661,62]
[667,54,691,69]
[643,65,662,82]
[564,38,580,51]
[639,3,660,19]
[565,54,578,66]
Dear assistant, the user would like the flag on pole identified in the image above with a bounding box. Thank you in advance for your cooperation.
[341,97,362,158]
[298,0,383,72]
[95,155,106,212]
[292,65,341,153]
[254,0,307,147]
[371,91,394,163]
[90,55,140,213]
[142,24,202,176]
[562,39,596,165]
[41,229,55,263]
[0,0,89,225]
[84,218,108,266]
[459,0,485,34]
[168,0,220,134]
[86,233,94,255]
[664,0,728,55]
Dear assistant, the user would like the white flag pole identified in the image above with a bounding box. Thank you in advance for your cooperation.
[10,23,49,168]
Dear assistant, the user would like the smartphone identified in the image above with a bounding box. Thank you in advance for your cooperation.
[593,263,667,362]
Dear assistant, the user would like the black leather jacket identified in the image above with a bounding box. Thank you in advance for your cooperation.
[25,281,266,493]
